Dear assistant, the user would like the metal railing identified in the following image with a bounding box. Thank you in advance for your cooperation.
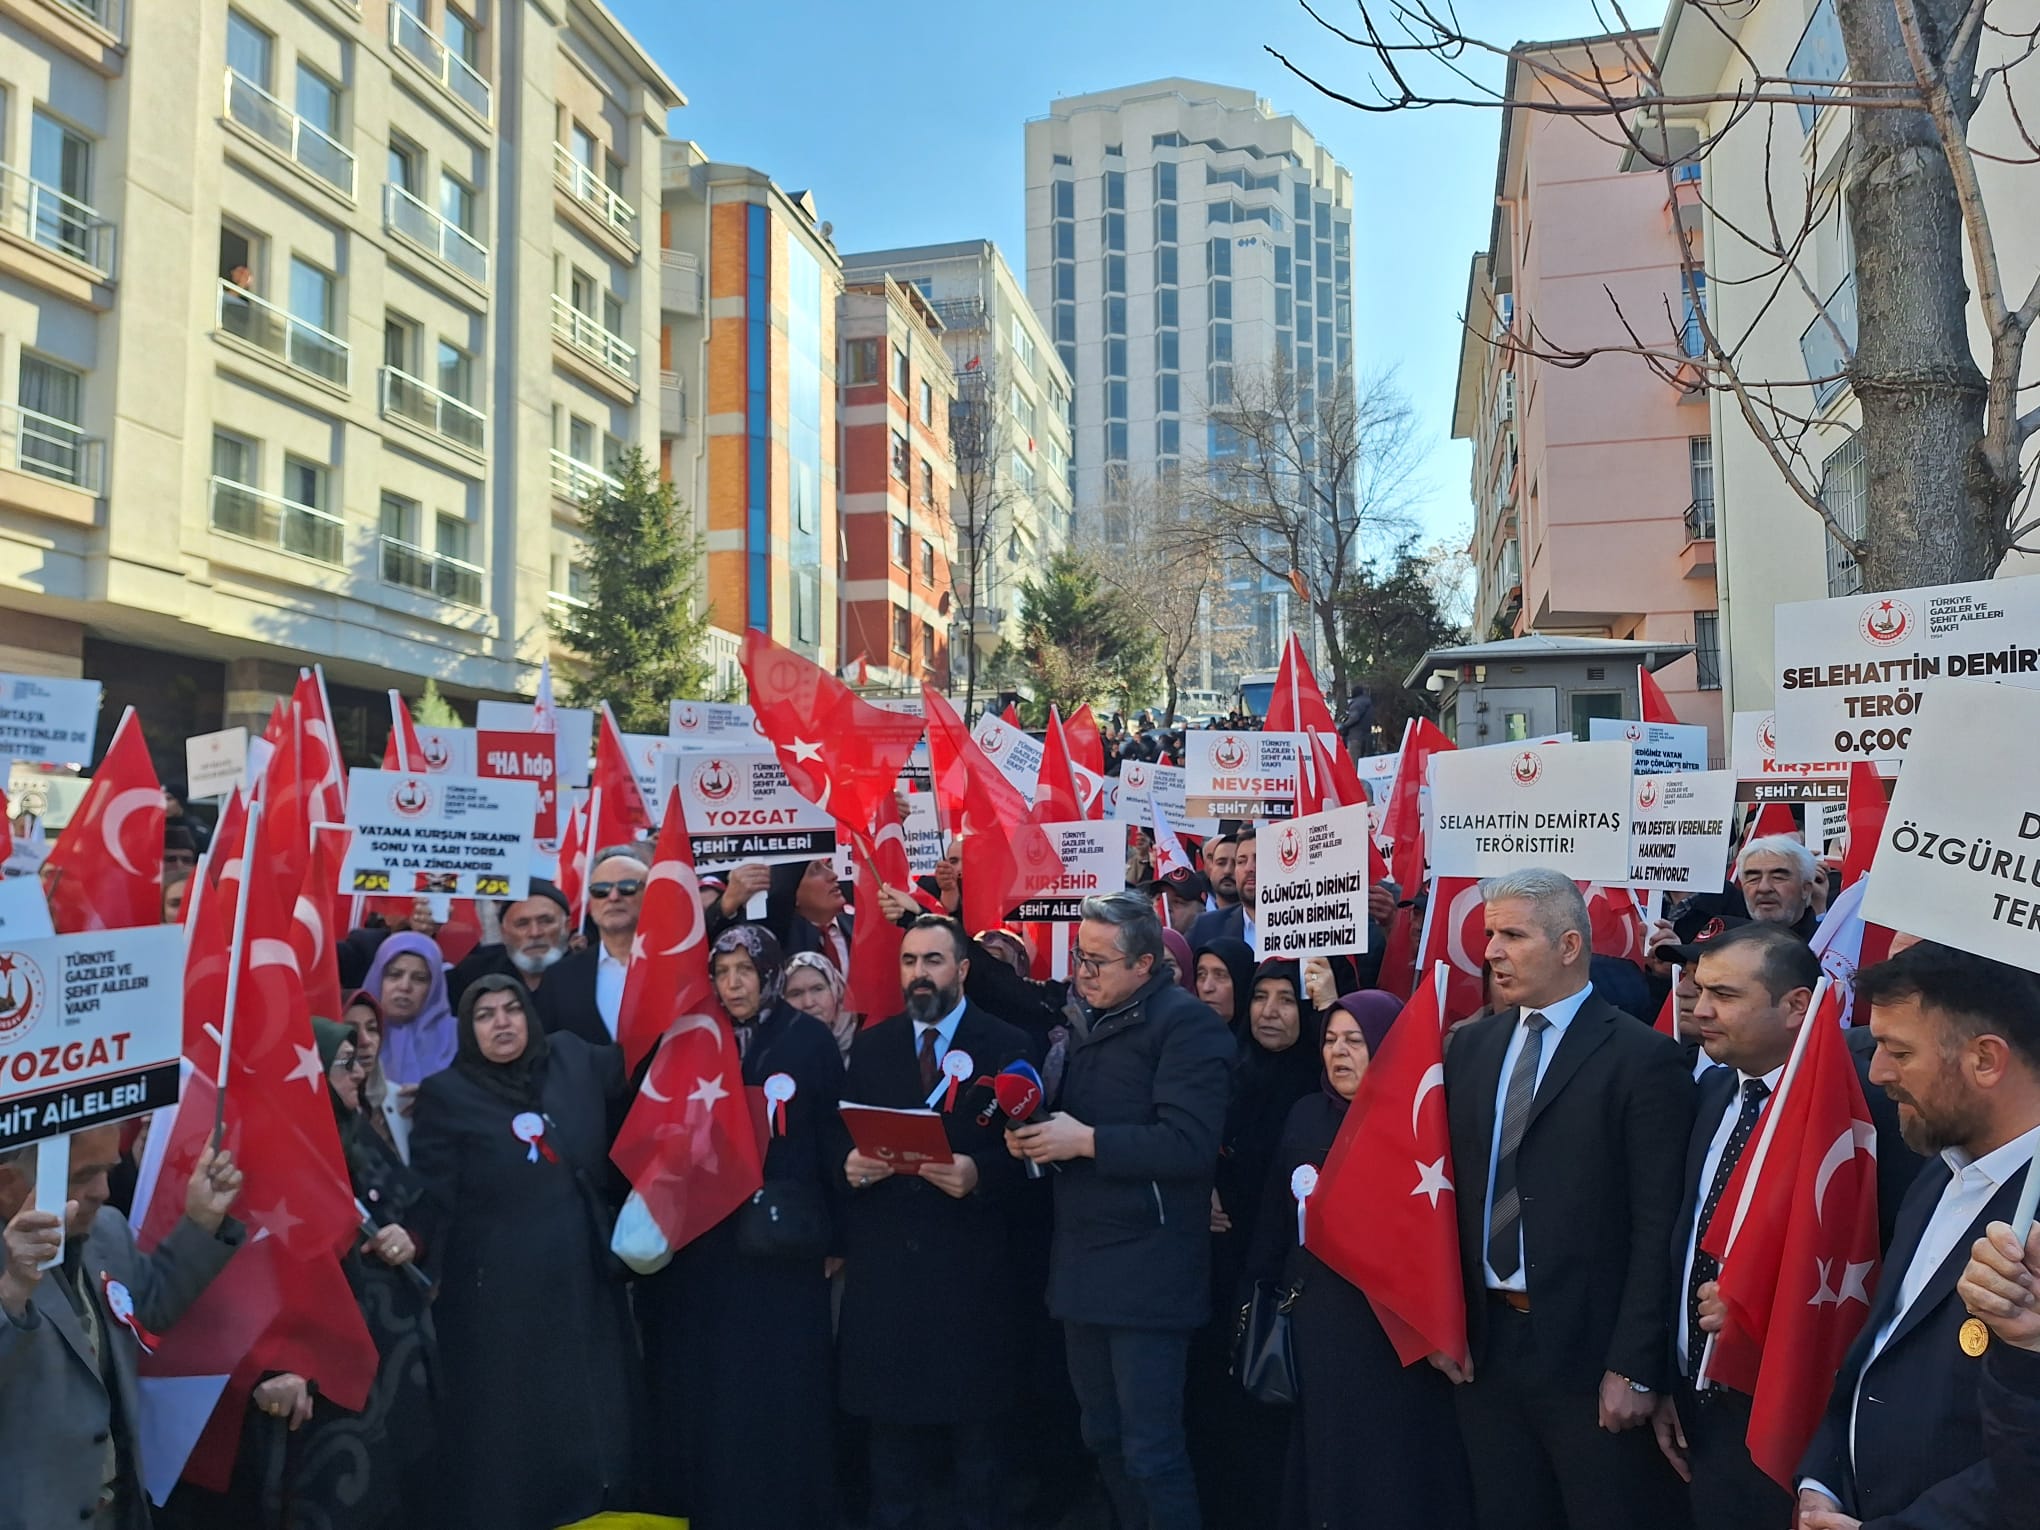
[547,589,589,616]
[379,366,484,453]
[0,164,114,274]
[660,249,701,314]
[551,143,636,239]
[380,534,482,605]
[383,183,487,285]
[1684,497,1716,542]
[389,5,491,121]
[0,402,102,492]
[659,370,684,436]
[210,475,344,563]
[1800,273,1857,409]
[550,293,635,381]
[217,280,351,388]
[549,448,620,502]
[224,70,355,199]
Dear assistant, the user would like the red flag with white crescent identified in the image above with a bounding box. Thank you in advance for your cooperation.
[43,707,163,934]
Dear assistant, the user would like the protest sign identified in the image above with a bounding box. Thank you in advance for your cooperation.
[1587,717,1708,774]
[0,876,54,939]
[667,700,768,750]
[903,793,945,879]
[410,726,476,777]
[1626,770,1737,892]
[184,727,248,800]
[1355,752,1400,802]
[1182,730,1300,820]
[621,733,669,820]
[0,675,99,765]
[1772,573,2040,766]
[1862,678,2040,970]
[1729,709,1860,806]
[339,769,536,899]
[660,750,838,871]
[476,701,592,787]
[1006,820,1126,921]
[0,925,183,1150]
[476,730,559,841]
[1114,761,1217,840]
[1428,739,1634,883]
[1257,804,1374,957]
[971,711,1042,802]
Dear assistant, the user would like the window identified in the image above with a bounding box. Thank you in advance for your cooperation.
[1104,211,1125,251]
[921,538,936,581]
[1157,247,1178,286]
[890,429,909,480]
[226,10,272,86]
[891,344,909,396]
[1052,180,1074,221]
[845,337,880,384]
[1104,170,1125,210]
[918,377,933,425]
[1688,437,1715,538]
[1105,421,1127,462]
[602,292,624,340]
[567,414,596,465]
[288,257,334,331]
[1156,418,1179,455]
[1105,380,1127,420]
[892,605,911,655]
[295,64,340,137]
[439,172,476,234]
[1156,331,1178,370]
[1156,162,1177,201]
[569,267,597,316]
[30,111,90,208]
[380,491,418,542]
[212,429,255,487]
[1209,237,1231,278]
[1105,254,1125,295]
[1010,450,1036,495]
[388,137,422,196]
[284,455,329,511]
[1694,612,1722,691]
[1010,384,1037,442]
[444,5,480,65]
[1212,282,1232,321]
[891,517,910,565]
[1155,204,1177,244]
[436,512,471,563]
[1821,433,1867,596]
[1011,318,1037,376]
[919,459,935,508]
[1789,0,1845,132]
[383,313,418,372]
[1156,373,1179,413]
[570,123,598,174]
[219,224,257,286]
[922,624,936,668]
[436,340,473,402]
[1106,338,1127,377]
[1570,692,1624,739]
[17,353,82,481]
[1054,264,1076,302]
[1052,153,1072,167]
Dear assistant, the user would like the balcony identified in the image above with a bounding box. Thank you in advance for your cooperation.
[1680,499,1717,581]
[550,293,635,382]
[660,370,685,436]
[379,367,484,455]
[389,5,490,122]
[218,280,350,389]
[383,183,488,287]
[547,589,589,619]
[660,249,701,315]
[1801,272,1857,409]
[0,402,102,492]
[210,475,344,564]
[223,69,355,200]
[0,164,114,276]
[552,142,636,241]
[380,535,482,606]
[549,448,620,504]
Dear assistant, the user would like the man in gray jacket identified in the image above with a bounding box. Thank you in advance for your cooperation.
[0,1126,244,1529]
[1011,890,1236,1530]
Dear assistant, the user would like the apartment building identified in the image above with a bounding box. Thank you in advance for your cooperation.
[838,240,1072,686]
[661,139,841,676]
[0,0,679,767]
[1023,78,1356,685]
[837,275,954,691]
[1451,32,1723,759]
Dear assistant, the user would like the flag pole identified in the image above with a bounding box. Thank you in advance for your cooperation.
[211,800,264,1144]
[312,663,342,809]
[2012,1156,2040,1243]
[579,786,602,932]
[388,689,416,772]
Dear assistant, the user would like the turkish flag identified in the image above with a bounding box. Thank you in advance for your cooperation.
[1639,664,1678,725]
[290,670,346,828]
[1311,962,1468,1367]
[379,689,426,772]
[845,793,910,1024]
[1065,704,1106,781]
[255,702,311,896]
[1034,708,1086,826]
[590,702,653,854]
[923,686,1064,936]
[291,828,346,1026]
[44,707,163,933]
[1699,981,1880,1487]
[1299,731,1369,818]
[530,658,562,844]
[1265,632,1336,736]
[609,788,764,1259]
[741,629,924,840]
[1001,702,1021,728]
[1841,760,1887,889]
[1654,976,1680,1038]
[1415,874,1488,1023]
[1381,717,1454,899]
[1585,883,1650,966]
[558,798,588,921]
[1150,795,1191,883]
[1748,802,1799,842]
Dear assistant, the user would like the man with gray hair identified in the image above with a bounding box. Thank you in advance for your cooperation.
[1734,834,1820,940]
[1010,890,1235,1530]
[1443,868,1695,1530]
[537,849,647,1046]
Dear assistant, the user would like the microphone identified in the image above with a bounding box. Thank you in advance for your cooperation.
[983,1059,1051,1178]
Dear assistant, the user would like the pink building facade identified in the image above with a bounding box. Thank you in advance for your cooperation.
[1451,33,1723,761]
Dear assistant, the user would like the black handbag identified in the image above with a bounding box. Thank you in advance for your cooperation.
[1232,1278,1302,1406]
[733,1179,831,1261]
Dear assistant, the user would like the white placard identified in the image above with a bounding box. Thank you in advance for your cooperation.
[971,712,1042,802]
[0,875,55,939]
[1257,804,1374,957]
[660,750,838,871]
[1626,770,1737,892]
[0,925,184,1149]
[667,700,768,750]
[184,727,248,801]
[1862,678,2040,969]
[1588,717,1708,774]
[1730,709,1855,807]
[1005,820,1126,922]
[620,733,669,820]
[1355,752,1400,802]
[903,793,944,879]
[1182,730,1301,820]
[409,726,476,777]
[476,701,593,787]
[1114,761,1218,840]
[0,675,100,765]
[1428,739,1635,883]
[339,768,537,899]
[1772,574,2040,766]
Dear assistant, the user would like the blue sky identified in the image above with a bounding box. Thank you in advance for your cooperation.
[609,0,1602,549]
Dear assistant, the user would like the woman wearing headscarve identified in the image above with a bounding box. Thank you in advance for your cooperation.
[634,924,845,1530]
[1192,937,1256,1028]
[408,976,640,1530]
[362,932,457,1086]
[782,949,859,1061]
[344,989,411,1160]
[1160,927,1197,992]
[1243,990,1474,1530]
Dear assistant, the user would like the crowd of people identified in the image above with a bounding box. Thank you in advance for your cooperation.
[5,752,2040,1530]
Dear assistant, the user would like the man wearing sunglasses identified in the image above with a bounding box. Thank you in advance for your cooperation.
[536,851,648,1047]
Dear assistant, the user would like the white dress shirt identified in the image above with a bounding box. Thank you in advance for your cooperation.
[913,995,968,1072]
[1241,908,1259,957]
[1678,1063,1786,1374]
[595,945,627,1040]
[1481,982,1595,1292]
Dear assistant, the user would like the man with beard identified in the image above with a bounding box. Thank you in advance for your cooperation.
[1733,835,1821,940]
[1797,942,2040,1530]
[1202,835,1240,915]
[835,916,1033,1530]
[448,881,571,1008]
[1188,828,1258,954]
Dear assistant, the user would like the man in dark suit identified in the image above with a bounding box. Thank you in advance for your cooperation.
[836,915,1034,1530]
[768,858,854,974]
[1441,868,1695,1530]
[1796,942,2040,1530]
[536,851,645,1046]
[1186,827,1255,953]
[446,880,571,1009]
[1653,924,1919,1529]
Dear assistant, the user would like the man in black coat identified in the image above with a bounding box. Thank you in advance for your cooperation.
[535,853,645,1046]
[836,916,1034,1530]
[446,880,571,1010]
[1186,827,1256,953]
[1795,943,2040,1530]
[1442,868,1694,1530]
[1653,925,1919,1530]
[1010,891,1234,1530]
[767,858,854,974]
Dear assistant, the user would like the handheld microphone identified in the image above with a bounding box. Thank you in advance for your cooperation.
[987,1059,1051,1179]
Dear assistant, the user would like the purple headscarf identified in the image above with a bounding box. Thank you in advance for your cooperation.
[1160,928,1196,993]
[363,932,456,1085]
[1333,989,1404,1060]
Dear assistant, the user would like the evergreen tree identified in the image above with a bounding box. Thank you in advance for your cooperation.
[1336,539,1470,745]
[1015,550,1158,719]
[414,677,460,727]
[549,448,713,732]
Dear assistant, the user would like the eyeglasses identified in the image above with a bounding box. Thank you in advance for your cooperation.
[1073,950,1133,976]
[590,880,644,900]
[330,1053,366,1073]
